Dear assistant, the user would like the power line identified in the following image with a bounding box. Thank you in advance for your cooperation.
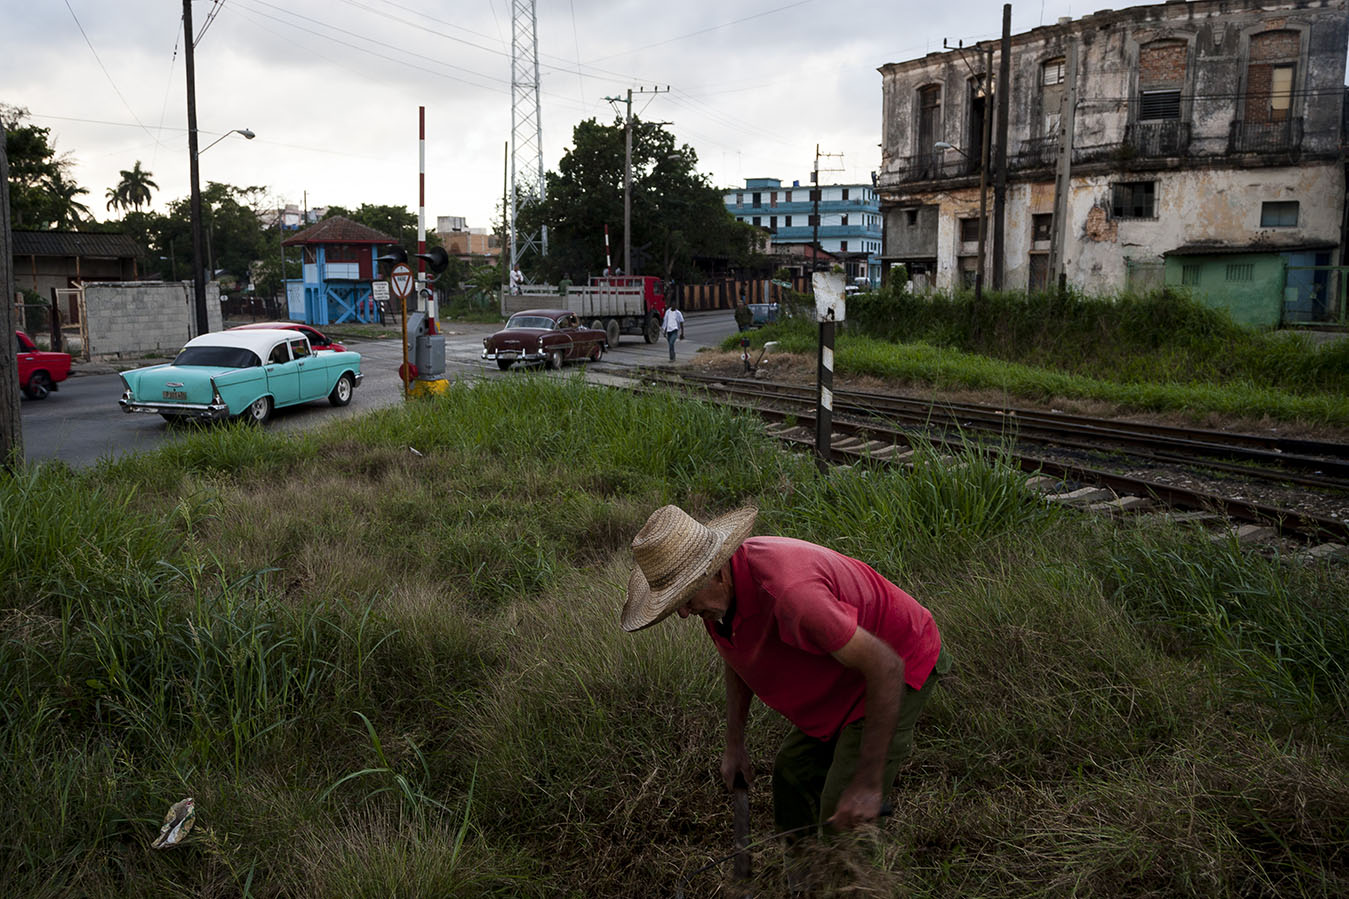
[63,0,165,150]
[195,0,227,46]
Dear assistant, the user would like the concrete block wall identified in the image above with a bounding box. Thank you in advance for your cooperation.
[84,281,222,359]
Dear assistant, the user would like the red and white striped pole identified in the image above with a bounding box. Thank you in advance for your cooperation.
[417,107,428,306]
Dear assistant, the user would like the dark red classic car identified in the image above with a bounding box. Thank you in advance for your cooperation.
[482,309,607,370]
[15,330,71,400]
[228,321,348,353]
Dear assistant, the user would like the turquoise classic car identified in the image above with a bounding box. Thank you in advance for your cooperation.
[119,329,363,424]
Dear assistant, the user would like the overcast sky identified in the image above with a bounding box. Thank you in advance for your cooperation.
[8,0,1170,230]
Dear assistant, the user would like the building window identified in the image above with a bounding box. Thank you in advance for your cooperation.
[1041,58,1065,136]
[1028,253,1049,291]
[785,190,792,202]
[1226,263,1254,282]
[842,188,850,201]
[1139,89,1181,121]
[1245,31,1300,124]
[1137,39,1187,121]
[905,209,918,227]
[958,256,978,288]
[1111,182,1156,219]
[1182,264,1202,286]
[959,217,981,243]
[918,85,942,157]
[839,241,848,252]
[752,217,761,227]
[770,191,778,206]
[735,192,743,206]
[1031,213,1053,243]
[1260,201,1299,227]
[841,214,849,226]
[785,215,792,227]
[752,192,762,207]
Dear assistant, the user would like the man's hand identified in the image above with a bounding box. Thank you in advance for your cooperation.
[827,783,883,830]
[721,744,752,791]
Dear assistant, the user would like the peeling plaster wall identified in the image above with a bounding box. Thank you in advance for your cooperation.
[1065,163,1343,292]
[877,0,1349,294]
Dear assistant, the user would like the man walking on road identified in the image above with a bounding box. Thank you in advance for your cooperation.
[661,302,684,362]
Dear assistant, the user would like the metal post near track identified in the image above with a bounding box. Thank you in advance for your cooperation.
[816,319,835,473]
[812,271,847,473]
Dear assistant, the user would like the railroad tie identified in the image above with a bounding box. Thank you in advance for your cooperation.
[1044,486,1115,506]
[1209,524,1277,546]
[1023,475,1064,492]
[1086,495,1155,515]
[1301,543,1349,563]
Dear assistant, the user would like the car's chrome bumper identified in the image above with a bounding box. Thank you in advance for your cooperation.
[482,350,543,364]
[119,394,231,421]
[352,371,364,387]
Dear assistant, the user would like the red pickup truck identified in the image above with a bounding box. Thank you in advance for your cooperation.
[15,330,72,400]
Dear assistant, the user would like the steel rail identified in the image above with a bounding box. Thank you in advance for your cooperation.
[629,377,1349,545]
[646,371,1349,488]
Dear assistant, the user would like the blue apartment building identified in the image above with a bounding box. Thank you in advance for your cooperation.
[723,177,883,286]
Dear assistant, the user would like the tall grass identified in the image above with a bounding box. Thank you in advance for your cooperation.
[2,375,1346,896]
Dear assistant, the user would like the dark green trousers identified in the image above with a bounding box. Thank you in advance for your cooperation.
[772,647,949,834]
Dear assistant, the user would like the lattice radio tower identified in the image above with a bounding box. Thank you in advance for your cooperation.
[510,0,547,270]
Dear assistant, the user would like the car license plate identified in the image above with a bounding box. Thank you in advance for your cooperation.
[499,351,517,359]
[163,390,187,400]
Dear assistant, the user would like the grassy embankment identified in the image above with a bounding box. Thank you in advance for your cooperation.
[734,288,1349,426]
[3,373,1347,897]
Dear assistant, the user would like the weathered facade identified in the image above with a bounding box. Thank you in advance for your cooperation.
[876,0,1348,322]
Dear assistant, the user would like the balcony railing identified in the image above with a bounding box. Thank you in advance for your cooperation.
[1229,117,1303,154]
[885,152,979,184]
[1124,120,1191,157]
[1016,135,1058,169]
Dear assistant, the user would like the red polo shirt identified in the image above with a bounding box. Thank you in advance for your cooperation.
[706,536,941,740]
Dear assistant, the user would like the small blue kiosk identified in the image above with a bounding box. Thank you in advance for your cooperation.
[283,216,396,325]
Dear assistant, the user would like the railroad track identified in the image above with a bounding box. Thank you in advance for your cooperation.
[633,370,1349,554]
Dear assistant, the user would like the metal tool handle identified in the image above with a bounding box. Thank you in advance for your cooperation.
[732,773,751,880]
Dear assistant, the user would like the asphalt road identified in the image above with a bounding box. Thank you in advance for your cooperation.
[20,310,737,468]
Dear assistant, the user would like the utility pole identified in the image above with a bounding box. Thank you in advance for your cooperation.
[992,3,1012,289]
[183,0,209,336]
[1,124,21,468]
[1048,39,1078,293]
[623,89,632,274]
[606,86,669,274]
[974,46,993,306]
[810,144,845,272]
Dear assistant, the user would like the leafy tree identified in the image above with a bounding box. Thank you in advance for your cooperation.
[2,104,89,230]
[516,117,762,283]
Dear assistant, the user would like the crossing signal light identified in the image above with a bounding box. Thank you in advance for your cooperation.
[415,246,450,275]
[375,246,408,271]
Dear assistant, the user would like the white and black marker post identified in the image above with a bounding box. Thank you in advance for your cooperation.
[812,271,846,473]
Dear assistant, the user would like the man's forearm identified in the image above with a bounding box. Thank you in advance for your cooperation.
[854,658,905,789]
[725,662,752,747]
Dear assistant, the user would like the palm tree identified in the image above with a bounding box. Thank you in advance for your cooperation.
[47,172,90,228]
[105,184,128,212]
[114,161,158,211]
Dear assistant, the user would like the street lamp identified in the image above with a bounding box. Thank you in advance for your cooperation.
[199,128,255,156]
[187,127,254,336]
[933,140,966,157]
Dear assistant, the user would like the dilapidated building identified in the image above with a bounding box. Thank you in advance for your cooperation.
[876,0,1348,324]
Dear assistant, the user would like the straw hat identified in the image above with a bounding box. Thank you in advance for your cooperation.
[622,504,758,632]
